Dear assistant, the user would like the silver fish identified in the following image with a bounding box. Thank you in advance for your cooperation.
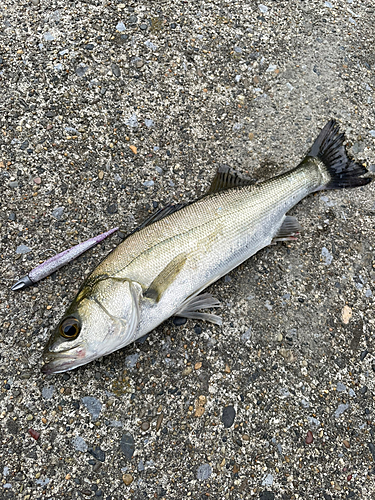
[42,120,371,374]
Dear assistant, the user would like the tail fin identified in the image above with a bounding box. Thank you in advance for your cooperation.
[308,119,371,190]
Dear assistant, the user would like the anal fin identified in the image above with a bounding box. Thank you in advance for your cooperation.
[174,293,222,326]
[272,216,302,243]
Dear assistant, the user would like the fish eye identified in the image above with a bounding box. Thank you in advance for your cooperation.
[59,317,81,339]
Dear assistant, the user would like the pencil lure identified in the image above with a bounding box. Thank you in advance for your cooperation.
[11,227,119,291]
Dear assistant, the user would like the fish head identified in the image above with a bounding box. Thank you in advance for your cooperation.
[42,276,142,374]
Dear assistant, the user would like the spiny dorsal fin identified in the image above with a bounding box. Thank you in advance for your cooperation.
[130,203,186,235]
[207,166,256,195]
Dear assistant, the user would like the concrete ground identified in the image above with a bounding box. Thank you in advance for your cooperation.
[1,0,375,499]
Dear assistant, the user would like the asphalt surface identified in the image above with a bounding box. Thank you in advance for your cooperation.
[1,1,375,499]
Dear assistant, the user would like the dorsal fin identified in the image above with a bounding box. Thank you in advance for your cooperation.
[130,203,186,235]
[207,166,256,195]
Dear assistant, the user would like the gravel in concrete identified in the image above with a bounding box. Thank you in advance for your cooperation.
[1,1,375,499]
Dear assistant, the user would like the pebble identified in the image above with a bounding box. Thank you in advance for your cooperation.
[88,446,106,462]
[125,353,139,369]
[106,203,118,214]
[360,350,369,361]
[196,463,212,480]
[8,213,16,221]
[343,440,350,448]
[156,413,164,431]
[141,421,150,431]
[28,429,40,440]
[368,443,375,461]
[122,474,133,486]
[262,473,274,486]
[144,41,157,51]
[222,405,236,428]
[43,32,55,41]
[42,385,55,399]
[72,436,88,452]
[336,383,346,392]
[111,63,121,77]
[307,416,320,428]
[9,181,19,188]
[321,247,333,265]
[33,177,41,184]
[341,305,352,324]
[36,477,49,487]
[266,64,277,73]
[136,334,149,345]
[143,180,154,188]
[198,395,207,406]
[173,316,187,326]
[335,403,349,418]
[16,244,31,254]
[138,460,145,472]
[120,433,135,460]
[116,22,126,32]
[306,430,314,444]
[81,396,102,421]
[125,114,138,128]
[259,493,275,500]
[75,64,88,77]
[52,207,64,220]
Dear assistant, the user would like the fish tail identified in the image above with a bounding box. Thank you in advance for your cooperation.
[307,119,371,190]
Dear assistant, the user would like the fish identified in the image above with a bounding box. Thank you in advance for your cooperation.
[11,227,119,291]
[41,120,371,374]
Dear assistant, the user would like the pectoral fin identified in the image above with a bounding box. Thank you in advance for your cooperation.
[175,293,222,326]
[144,252,187,302]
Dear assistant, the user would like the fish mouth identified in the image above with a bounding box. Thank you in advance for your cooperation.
[41,345,89,375]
